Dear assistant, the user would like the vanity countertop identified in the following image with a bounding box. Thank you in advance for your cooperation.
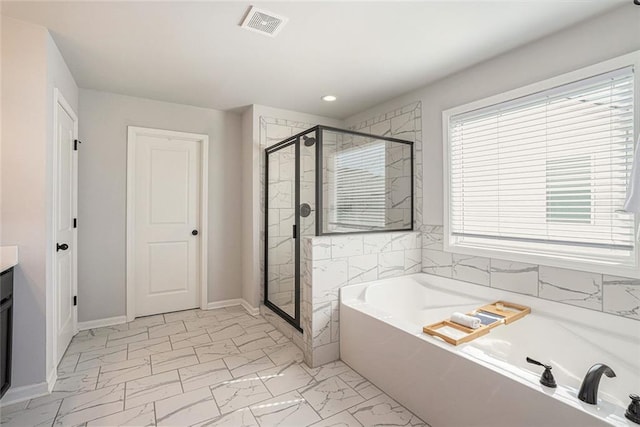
[0,246,18,273]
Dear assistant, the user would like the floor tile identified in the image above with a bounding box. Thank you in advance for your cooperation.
[85,323,130,337]
[263,342,304,366]
[179,359,233,392]
[57,352,80,375]
[302,360,353,381]
[170,329,212,350]
[86,402,156,426]
[151,347,199,374]
[128,314,166,330]
[96,357,152,388]
[107,327,149,347]
[155,387,220,426]
[232,331,268,347]
[210,374,272,414]
[54,383,125,426]
[223,349,275,378]
[338,370,382,400]
[184,317,219,332]
[192,409,259,427]
[148,321,186,339]
[127,336,173,359]
[0,400,28,414]
[125,371,183,409]
[250,390,321,426]
[259,362,315,396]
[207,323,246,342]
[243,322,276,335]
[53,367,100,393]
[300,376,364,419]
[309,410,362,427]
[0,400,61,427]
[66,335,108,355]
[43,306,427,427]
[195,339,240,363]
[76,345,128,371]
[164,309,199,323]
[349,393,425,427]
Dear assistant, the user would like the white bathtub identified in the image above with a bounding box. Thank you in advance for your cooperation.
[340,273,640,427]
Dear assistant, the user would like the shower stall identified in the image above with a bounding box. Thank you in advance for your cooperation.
[264,125,414,330]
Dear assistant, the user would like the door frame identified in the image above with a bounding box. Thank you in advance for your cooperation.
[126,126,209,321]
[51,88,79,367]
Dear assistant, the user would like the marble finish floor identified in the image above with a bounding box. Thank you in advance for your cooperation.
[0,306,428,426]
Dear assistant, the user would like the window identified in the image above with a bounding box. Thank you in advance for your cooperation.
[333,142,386,229]
[445,62,637,274]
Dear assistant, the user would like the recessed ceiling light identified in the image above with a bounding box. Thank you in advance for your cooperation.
[322,95,337,102]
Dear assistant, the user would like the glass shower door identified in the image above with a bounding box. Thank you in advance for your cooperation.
[265,140,298,323]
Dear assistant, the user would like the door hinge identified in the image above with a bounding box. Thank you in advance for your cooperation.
[74,139,82,151]
[73,296,77,306]
[292,224,297,239]
[73,218,77,228]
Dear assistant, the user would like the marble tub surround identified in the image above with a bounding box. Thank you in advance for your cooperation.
[302,231,422,367]
[0,245,18,272]
[0,306,428,427]
[421,225,640,321]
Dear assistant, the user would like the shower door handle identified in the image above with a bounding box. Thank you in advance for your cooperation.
[292,224,297,239]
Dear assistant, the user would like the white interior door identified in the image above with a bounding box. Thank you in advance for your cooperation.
[54,91,78,363]
[132,129,202,317]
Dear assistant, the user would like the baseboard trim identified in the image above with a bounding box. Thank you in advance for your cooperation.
[77,315,128,331]
[46,367,57,393]
[206,299,260,316]
[240,299,260,316]
[0,381,50,406]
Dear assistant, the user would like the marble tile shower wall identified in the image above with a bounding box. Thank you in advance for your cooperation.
[261,102,425,367]
[349,102,423,231]
[421,225,640,321]
[260,117,317,349]
[302,232,422,367]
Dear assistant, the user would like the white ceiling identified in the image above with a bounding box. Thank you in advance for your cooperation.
[1,1,626,119]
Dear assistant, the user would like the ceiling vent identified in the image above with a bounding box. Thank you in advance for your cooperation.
[240,6,288,37]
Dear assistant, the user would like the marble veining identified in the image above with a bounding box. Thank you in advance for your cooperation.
[421,225,640,321]
[0,306,429,426]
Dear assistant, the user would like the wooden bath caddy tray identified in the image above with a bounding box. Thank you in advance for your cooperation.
[422,301,530,346]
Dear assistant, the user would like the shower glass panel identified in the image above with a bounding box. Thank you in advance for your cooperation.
[319,128,413,234]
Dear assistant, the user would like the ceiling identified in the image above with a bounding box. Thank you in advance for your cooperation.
[1,1,627,119]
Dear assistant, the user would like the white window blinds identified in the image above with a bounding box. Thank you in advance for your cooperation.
[334,142,386,229]
[448,66,635,264]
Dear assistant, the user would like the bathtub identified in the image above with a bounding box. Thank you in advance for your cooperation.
[340,273,640,427]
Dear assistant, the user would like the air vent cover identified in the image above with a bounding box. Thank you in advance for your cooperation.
[241,6,288,37]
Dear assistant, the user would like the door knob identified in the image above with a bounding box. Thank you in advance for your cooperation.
[56,243,69,252]
[192,230,198,236]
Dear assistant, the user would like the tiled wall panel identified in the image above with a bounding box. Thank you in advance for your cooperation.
[421,225,640,321]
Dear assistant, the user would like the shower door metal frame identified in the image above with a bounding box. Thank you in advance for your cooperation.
[264,134,306,332]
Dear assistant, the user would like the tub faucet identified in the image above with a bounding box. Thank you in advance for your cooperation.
[578,364,616,405]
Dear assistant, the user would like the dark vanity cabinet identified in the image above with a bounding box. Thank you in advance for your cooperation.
[0,267,13,399]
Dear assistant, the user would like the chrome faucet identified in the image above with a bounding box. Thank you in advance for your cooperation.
[578,364,616,405]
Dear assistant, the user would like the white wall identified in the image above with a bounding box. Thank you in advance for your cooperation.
[77,89,242,322]
[241,105,341,309]
[346,4,640,226]
[1,16,78,393]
